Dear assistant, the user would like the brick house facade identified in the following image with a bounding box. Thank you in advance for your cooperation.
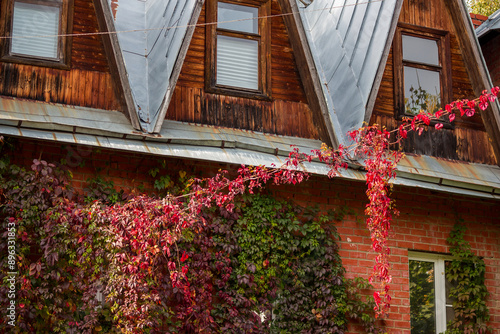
[3,134,500,333]
[1,0,500,333]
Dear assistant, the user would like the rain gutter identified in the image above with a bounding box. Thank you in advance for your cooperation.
[1,122,499,200]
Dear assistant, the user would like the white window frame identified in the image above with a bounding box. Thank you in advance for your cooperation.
[408,251,455,333]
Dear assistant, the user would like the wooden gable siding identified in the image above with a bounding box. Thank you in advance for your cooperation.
[371,0,497,165]
[0,0,121,111]
[168,0,319,139]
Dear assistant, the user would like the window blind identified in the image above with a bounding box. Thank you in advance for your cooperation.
[216,35,259,90]
[11,2,60,59]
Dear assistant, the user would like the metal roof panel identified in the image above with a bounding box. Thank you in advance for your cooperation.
[356,0,393,91]
[349,0,381,79]
[298,0,399,146]
[109,0,199,132]
[342,0,370,61]
[146,0,194,128]
[327,56,365,134]
[308,12,345,82]
[336,0,357,43]
[2,122,500,200]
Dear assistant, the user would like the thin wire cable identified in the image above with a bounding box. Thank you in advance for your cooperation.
[0,0,382,40]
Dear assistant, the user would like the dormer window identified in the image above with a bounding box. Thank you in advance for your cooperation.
[206,0,271,99]
[0,0,73,68]
[394,24,451,117]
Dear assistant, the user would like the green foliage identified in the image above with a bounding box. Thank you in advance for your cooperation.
[0,160,115,333]
[405,86,440,115]
[343,277,385,334]
[467,0,500,16]
[444,224,491,334]
[230,195,347,333]
[149,160,192,195]
[180,195,384,334]
[84,175,123,205]
[0,158,382,333]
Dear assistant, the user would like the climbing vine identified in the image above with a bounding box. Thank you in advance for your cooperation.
[0,158,381,333]
[0,88,499,331]
[308,87,500,315]
[445,224,491,334]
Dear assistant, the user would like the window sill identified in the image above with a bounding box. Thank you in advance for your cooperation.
[206,85,271,101]
[1,54,70,70]
[397,112,455,130]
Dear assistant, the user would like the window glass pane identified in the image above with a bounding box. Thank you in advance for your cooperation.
[410,260,436,334]
[403,35,439,65]
[404,67,441,115]
[11,2,60,59]
[218,2,258,34]
[217,35,258,90]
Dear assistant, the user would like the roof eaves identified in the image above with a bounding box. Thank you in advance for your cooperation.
[0,96,141,138]
[1,96,499,198]
[476,8,500,38]
[2,121,500,200]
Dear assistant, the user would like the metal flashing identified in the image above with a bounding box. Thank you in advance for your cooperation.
[2,118,500,201]
[450,0,500,160]
[297,0,399,146]
[93,0,141,131]
[476,8,500,38]
[109,0,201,133]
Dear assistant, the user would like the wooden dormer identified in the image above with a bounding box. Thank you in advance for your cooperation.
[0,0,123,112]
[371,0,498,165]
[165,0,322,140]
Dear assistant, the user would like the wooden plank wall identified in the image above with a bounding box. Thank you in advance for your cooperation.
[169,0,319,139]
[371,0,497,164]
[0,0,121,110]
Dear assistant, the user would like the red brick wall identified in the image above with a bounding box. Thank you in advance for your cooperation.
[6,138,229,195]
[272,170,500,333]
[481,33,500,88]
[5,137,500,333]
[470,13,488,29]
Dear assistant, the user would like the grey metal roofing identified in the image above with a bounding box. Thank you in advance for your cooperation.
[106,0,401,143]
[108,0,200,132]
[296,0,401,146]
[103,0,500,150]
[0,97,324,159]
[476,9,500,38]
[1,97,500,200]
